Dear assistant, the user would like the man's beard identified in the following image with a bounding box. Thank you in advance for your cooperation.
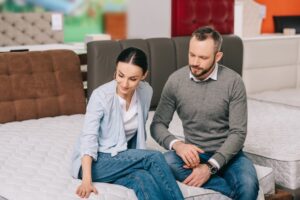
[189,55,216,79]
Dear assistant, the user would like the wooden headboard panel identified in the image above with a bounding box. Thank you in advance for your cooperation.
[0,50,86,123]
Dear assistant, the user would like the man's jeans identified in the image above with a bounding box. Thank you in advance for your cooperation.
[87,149,184,200]
[164,150,259,200]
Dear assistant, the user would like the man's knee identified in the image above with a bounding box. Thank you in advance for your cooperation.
[240,174,259,191]
[235,174,259,199]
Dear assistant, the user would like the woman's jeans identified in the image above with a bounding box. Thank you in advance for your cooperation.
[164,150,259,200]
[88,149,184,200]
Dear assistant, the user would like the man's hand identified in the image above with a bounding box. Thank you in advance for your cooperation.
[76,180,98,199]
[183,164,211,187]
[173,141,204,168]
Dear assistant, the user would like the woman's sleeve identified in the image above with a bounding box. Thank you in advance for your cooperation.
[79,90,105,161]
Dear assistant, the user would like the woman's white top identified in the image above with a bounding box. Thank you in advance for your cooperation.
[118,91,138,141]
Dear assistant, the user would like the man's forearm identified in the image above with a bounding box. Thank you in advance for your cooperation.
[150,121,178,149]
[211,131,245,168]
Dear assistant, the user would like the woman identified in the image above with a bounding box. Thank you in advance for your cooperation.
[71,47,184,200]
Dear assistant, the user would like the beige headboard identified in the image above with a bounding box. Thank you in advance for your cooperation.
[0,12,63,46]
[0,50,86,124]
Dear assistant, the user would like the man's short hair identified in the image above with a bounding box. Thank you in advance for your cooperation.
[192,26,223,52]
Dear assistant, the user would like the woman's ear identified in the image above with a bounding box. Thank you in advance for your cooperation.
[142,71,148,80]
[113,71,116,79]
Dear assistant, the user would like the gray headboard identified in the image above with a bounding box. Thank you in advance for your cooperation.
[87,35,243,108]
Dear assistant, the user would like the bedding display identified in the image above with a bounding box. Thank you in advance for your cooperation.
[244,98,300,191]
[0,113,270,200]
[0,38,275,199]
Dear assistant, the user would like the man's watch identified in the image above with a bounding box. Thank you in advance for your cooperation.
[205,162,218,175]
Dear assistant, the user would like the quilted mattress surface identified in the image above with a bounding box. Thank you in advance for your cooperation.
[249,88,300,108]
[0,114,269,200]
[245,99,300,189]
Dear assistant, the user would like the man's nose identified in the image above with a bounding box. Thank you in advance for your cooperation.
[191,57,200,66]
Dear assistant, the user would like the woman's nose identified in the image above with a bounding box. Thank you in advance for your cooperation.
[121,79,129,87]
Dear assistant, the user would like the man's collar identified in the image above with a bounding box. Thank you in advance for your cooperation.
[189,64,218,82]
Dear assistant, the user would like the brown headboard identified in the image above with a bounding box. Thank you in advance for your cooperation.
[0,50,86,124]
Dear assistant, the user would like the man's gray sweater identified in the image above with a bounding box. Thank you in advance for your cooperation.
[150,65,247,168]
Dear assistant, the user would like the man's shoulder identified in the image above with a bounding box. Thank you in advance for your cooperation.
[218,65,242,81]
[218,65,246,93]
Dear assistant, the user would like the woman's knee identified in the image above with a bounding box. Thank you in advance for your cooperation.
[146,150,166,161]
[164,151,182,165]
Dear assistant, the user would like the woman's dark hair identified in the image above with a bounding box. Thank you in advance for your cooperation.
[116,47,148,74]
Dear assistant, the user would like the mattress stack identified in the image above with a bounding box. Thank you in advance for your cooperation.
[245,89,300,196]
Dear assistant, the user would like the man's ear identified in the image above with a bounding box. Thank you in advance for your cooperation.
[215,51,223,63]
[142,71,148,80]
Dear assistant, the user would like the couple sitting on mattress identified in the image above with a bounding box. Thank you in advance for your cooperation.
[71,26,259,200]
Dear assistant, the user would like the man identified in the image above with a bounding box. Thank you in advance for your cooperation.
[150,26,259,199]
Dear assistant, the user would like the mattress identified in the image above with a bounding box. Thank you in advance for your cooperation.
[146,111,274,197]
[0,114,270,200]
[249,88,300,108]
[0,115,137,200]
[245,98,300,190]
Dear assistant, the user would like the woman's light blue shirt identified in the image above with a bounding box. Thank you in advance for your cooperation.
[71,80,153,178]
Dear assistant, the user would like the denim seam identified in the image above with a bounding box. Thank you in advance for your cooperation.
[147,156,177,200]
[224,168,237,198]
[127,173,149,200]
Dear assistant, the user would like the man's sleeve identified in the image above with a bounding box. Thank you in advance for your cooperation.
[211,76,248,168]
[150,76,179,149]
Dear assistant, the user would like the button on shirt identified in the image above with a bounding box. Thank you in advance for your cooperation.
[118,91,138,142]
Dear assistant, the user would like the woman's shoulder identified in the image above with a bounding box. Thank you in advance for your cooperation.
[90,80,116,102]
[138,81,153,93]
[93,80,116,94]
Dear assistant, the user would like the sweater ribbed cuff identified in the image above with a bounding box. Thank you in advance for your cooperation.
[211,152,226,169]
[163,135,178,150]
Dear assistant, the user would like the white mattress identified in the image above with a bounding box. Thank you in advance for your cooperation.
[0,114,270,200]
[249,88,300,108]
[245,98,300,190]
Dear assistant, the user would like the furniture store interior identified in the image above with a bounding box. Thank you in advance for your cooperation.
[0,0,300,200]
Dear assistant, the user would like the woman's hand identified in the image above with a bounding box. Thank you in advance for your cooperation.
[77,155,97,198]
[76,180,98,199]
